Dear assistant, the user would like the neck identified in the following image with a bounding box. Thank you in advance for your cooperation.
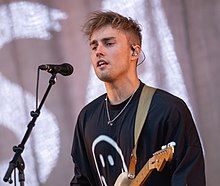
[105,78,140,105]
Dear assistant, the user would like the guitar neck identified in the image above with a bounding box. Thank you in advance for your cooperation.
[130,161,153,186]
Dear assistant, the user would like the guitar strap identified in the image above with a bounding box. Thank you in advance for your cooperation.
[128,85,156,179]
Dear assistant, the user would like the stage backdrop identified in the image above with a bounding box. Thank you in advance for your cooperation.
[0,0,219,185]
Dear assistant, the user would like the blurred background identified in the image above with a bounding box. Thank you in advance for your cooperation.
[0,0,219,185]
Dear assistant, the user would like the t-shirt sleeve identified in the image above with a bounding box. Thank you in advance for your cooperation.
[70,113,95,186]
[166,101,206,186]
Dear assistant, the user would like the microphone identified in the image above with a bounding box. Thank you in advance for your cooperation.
[39,63,74,76]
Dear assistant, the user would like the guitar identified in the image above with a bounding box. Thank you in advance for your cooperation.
[114,142,176,186]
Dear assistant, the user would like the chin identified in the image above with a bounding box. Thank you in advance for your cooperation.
[98,77,112,82]
[97,74,113,83]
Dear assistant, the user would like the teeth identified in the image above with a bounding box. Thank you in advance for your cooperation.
[98,60,107,66]
[99,62,104,65]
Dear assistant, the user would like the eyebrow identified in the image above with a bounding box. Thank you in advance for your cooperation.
[89,37,116,46]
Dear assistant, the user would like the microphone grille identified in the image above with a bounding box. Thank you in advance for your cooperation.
[61,63,74,76]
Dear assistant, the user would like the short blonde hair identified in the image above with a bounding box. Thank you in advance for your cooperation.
[82,11,142,45]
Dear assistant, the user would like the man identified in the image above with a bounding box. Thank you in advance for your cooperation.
[71,11,205,186]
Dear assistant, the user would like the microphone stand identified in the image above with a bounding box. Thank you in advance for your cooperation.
[3,73,57,185]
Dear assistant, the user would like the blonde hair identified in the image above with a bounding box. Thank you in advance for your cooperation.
[82,11,142,45]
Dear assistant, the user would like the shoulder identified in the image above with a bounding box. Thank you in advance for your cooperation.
[153,89,188,110]
[149,88,193,122]
[78,93,106,120]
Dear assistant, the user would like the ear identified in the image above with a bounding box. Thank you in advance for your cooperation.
[130,45,141,61]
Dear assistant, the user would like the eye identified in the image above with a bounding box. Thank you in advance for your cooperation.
[91,45,97,51]
[105,42,114,47]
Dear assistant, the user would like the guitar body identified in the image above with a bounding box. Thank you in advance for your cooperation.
[114,172,131,186]
[114,170,152,186]
[114,142,175,186]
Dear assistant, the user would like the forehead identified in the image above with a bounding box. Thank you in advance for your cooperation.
[90,26,128,43]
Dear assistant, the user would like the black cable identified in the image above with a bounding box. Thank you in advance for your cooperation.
[14,168,16,186]
[137,48,146,67]
[36,68,40,110]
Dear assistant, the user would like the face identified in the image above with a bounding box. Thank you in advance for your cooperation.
[89,26,133,83]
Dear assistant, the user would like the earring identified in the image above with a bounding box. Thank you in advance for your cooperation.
[131,45,138,56]
[133,52,138,56]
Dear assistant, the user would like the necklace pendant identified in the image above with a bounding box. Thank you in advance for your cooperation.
[108,121,113,126]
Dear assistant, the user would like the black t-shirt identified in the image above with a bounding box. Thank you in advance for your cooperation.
[71,81,205,186]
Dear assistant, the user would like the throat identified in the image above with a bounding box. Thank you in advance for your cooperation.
[105,80,140,105]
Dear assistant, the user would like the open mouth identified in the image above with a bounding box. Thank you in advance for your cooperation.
[97,60,108,67]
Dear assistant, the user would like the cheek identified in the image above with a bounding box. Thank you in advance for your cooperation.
[112,47,130,60]
[114,53,130,67]
[90,54,96,66]
[109,51,124,64]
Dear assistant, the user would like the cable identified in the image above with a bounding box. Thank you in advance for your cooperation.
[36,67,40,110]
[137,48,146,66]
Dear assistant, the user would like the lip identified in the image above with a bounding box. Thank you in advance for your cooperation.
[97,59,109,68]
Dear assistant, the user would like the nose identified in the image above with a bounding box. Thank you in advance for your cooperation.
[95,44,105,57]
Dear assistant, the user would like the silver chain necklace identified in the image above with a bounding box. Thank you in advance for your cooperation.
[105,92,135,126]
